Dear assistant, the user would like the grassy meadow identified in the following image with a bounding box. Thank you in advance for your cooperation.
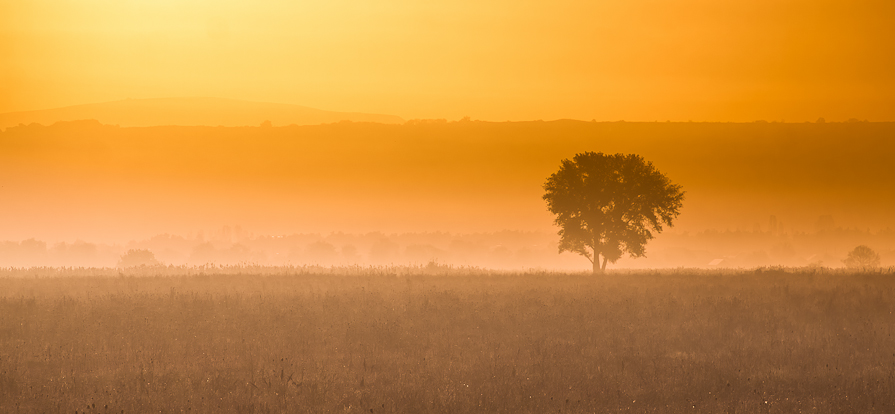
[1,267,894,413]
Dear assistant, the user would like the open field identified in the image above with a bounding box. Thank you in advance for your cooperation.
[2,267,894,413]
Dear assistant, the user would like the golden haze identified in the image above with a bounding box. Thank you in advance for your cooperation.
[2,0,894,268]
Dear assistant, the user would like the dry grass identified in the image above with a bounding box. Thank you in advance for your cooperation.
[1,268,894,413]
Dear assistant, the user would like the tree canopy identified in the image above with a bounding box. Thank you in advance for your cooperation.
[543,152,684,273]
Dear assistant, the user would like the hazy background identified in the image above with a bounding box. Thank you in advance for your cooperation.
[2,0,893,270]
[2,0,894,122]
[2,120,893,269]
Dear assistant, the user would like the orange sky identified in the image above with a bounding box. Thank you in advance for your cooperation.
[2,0,894,122]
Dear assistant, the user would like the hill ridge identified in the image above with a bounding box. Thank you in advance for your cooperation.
[0,97,404,128]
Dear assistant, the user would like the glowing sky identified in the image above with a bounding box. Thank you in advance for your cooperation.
[2,0,894,121]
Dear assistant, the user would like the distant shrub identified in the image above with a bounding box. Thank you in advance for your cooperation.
[117,249,161,268]
[842,245,880,269]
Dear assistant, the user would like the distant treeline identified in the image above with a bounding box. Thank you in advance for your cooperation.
[1,227,893,269]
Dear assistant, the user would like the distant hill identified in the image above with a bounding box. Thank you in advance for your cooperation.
[2,120,893,241]
[0,97,404,128]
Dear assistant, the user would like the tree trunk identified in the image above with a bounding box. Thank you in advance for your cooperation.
[593,257,602,275]
[601,256,608,272]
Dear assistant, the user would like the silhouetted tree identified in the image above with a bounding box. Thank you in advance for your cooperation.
[842,245,880,269]
[117,249,160,268]
[543,152,684,274]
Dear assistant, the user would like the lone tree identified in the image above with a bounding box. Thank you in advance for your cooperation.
[842,245,880,269]
[543,152,684,274]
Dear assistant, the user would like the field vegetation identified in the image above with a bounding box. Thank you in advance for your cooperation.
[1,266,894,413]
